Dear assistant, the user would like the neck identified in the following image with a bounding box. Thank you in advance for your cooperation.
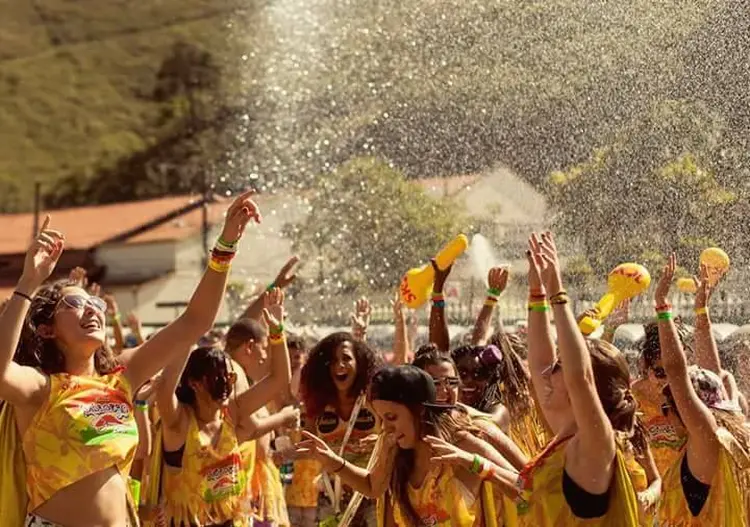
[65,354,97,376]
[195,402,222,424]
[414,440,432,472]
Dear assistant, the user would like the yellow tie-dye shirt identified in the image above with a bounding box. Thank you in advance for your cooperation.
[22,371,138,511]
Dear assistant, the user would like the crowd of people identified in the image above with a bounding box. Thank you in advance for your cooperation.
[0,194,749,526]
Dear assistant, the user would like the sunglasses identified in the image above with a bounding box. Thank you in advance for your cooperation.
[57,294,107,314]
[432,376,460,388]
[652,367,667,379]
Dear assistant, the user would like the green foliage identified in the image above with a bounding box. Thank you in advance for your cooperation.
[548,98,747,275]
[287,157,468,293]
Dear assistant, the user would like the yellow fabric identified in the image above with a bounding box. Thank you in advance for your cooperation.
[658,428,748,526]
[239,439,257,518]
[315,403,379,468]
[639,395,685,476]
[249,454,289,525]
[389,465,478,527]
[624,451,657,527]
[0,402,27,527]
[516,436,639,526]
[509,407,549,458]
[285,458,321,508]
[23,371,138,510]
[162,411,247,527]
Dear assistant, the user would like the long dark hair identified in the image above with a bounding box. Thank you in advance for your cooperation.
[176,347,235,407]
[488,331,533,418]
[451,344,504,414]
[588,339,638,442]
[300,332,383,419]
[411,343,456,372]
[369,369,479,526]
[15,280,119,375]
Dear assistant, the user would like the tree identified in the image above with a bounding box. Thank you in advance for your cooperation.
[286,157,469,295]
[548,99,747,276]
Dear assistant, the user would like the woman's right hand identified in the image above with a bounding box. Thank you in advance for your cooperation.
[293,430,338,466]
[279,405,301,428]
[488,267,509,294]
[21,216,65,290]
[655,253,676,307]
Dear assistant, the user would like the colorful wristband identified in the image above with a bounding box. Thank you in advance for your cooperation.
[657,311,673,321]
[470,454,482,474]
[268,324,285,336]
[267,282,277,292]
[487,287,502,297]
[134,400,148,411]
[695,307,708,316]
[655,303,672,312]
[528,304,551,313]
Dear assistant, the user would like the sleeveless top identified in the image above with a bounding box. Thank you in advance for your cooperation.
[315,403,378,468]
[162,411,247,527]
[507,403,550,458]
[658,428,748,526]
[515,436,639,526]
[22,371,138,510]
[384,465,478,526]
[638,392,685,475]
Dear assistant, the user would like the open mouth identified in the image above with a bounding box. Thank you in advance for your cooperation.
[334,372,349,382]
[81,319,102,332]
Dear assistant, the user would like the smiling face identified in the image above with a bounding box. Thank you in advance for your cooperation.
[330,341,358,394]
[50,286,107,361]
[372,399,419,449]
[424,361,459,405]
[456,354,490,407]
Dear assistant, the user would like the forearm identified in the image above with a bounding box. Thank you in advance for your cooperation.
[134,406,152,460]
[470,304,494,346]
[111,316,125,354]
[0,278,35,376]
[323,455,381,498]
[429,284,450,351]
[694,314,721,374]
[246,411,289,440]
[392,316,409,365]
[658,319,689,377]
[239,293,266,322]
[479,424,528,470]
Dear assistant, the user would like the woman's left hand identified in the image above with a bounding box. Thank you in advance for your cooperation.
[425,434,473,467]
[220,190,262,244]
[263,287,286,330]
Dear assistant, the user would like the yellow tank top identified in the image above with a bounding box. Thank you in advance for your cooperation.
[22,371,138,510]
[315,403,379,468]
[250,454,289,525]
[638,394,685,475]
[658,428,748,526]
[162,411,247,527]
[285,458,321,508]
[389,465,478,526]
[516,436,639,526]
[509,408,550,458]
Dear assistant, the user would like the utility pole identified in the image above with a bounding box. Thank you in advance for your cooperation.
[32,181,41,237]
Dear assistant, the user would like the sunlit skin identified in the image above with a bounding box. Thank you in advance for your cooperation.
[330,341,358,395]
[371,399,418,449]
[455,354,488,407]
[424,361,459,405]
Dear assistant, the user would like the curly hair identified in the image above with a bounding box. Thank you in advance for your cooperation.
[299,332,383,419]
[488,331,533,418]
[640,321,694,373]
[14,280,119,375]
[451,344,508,414]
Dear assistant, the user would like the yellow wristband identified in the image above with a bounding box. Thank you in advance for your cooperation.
[208,259,231,273]
[695,307,708,316]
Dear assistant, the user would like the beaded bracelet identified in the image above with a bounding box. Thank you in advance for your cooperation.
[217,236,238,250]
[656,311,673,321]
[549,291,568,303]
[695,307,708,316]
[550,294,570,306]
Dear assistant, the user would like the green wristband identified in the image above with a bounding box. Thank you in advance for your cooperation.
[266,282,277,292]
[657,311,673,321]
[487,287,502,297]
[471,454,481,474]
[528,305,551,313]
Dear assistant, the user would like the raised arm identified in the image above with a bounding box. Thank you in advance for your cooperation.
[120,192,261,389]
[391,293,411,365]
[429,261,452,352]
[525,235,556,417]
[104,294,125,354]
[234,288,292,419]
[534,233,616,493]
[655,254,719,483]
[0,217,61,406]
[350,297,371,343]
[471,267,508,346]
[153,344,192,431]
[238,256,299,322]
[693,264,722,376]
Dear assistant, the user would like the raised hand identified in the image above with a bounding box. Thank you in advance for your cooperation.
[279,405,302,428]
[609,299,631,327]
[526,234,546,294]
[655,253,676,307]
[694,263,714,310]
[391,291,405,321]
[534,232,563,294]
[488,267,509,294]
[273,256,300,289]
[126,312,142,330]
[263,287,286,329]
[22,216,65,289]
[431,259,453,293]
[221,190,262,245]
[103,294,119,317]
[68,266,87,287]
[351,297,371,338]
[88,282,102,298]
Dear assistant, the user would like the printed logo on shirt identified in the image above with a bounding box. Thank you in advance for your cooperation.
[77,395,137,445]
[201,452,243,502]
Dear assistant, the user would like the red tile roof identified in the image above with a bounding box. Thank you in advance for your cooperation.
[0,195,217,255]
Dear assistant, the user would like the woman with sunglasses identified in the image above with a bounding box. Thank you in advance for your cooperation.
[654,254,749,525]
[518,233,639,526]
[147,289,291,527]
[0,193,260,527]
